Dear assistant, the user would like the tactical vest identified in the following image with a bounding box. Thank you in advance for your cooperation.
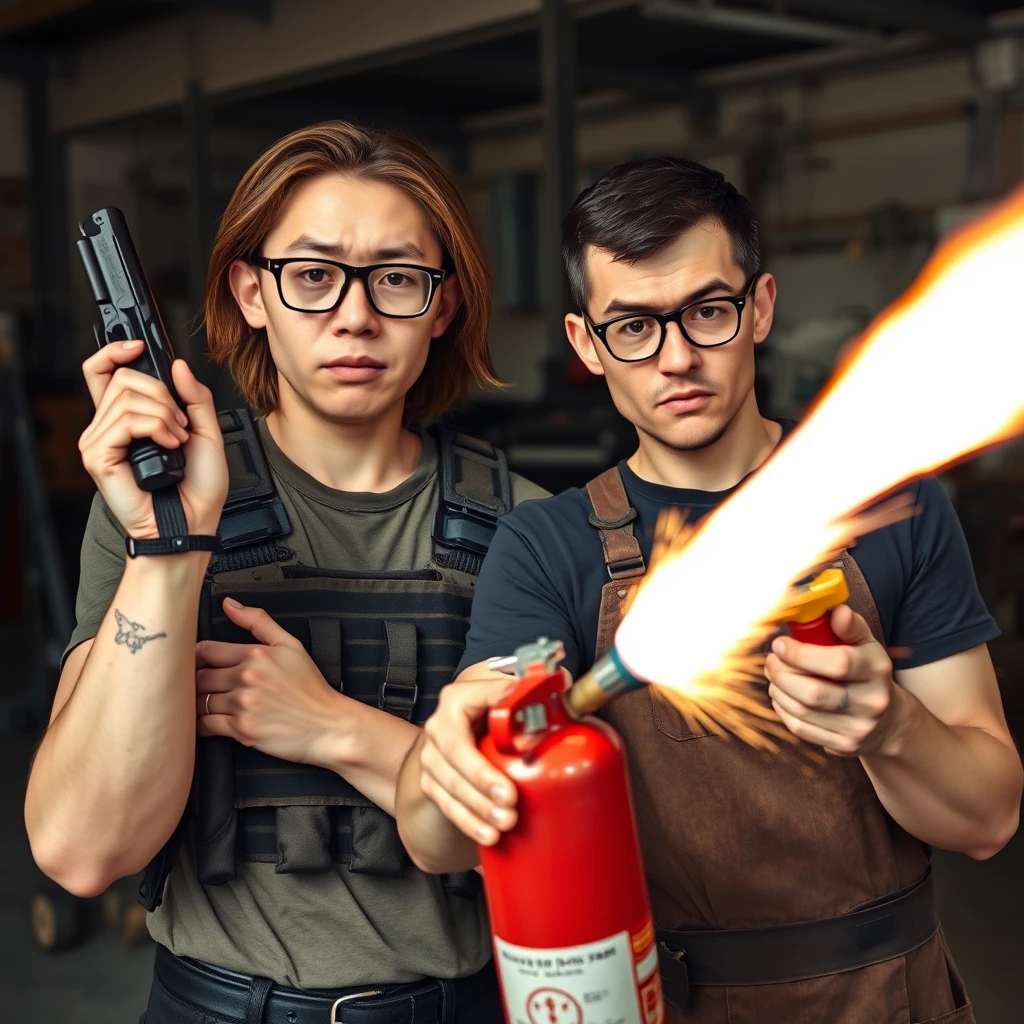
[139,410,511,910]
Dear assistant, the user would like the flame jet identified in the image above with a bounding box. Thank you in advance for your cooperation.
[567,188,1024,739]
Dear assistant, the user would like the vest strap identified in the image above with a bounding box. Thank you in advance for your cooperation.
[215,409,291,556]
[432,427,511,557]
[380,621,418,720]
[309,618,343,691]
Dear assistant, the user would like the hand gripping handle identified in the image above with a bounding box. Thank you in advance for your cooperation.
[488,666,569,755]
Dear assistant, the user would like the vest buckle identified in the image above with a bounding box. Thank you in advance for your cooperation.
[379,679,419,719]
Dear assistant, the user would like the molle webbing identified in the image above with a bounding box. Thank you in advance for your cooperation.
[196,568,475,886]
[142,419,508,911]
[210,567,472,722]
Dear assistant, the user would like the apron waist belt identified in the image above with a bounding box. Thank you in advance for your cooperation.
[657,868,938,1007]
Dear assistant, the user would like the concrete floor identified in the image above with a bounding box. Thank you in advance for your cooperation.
[1,647,1022,1023]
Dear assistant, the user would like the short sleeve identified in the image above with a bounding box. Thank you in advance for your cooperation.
[457,515,583,678]
[62,492,128,667]
[890,476,1000,670]
[509,472,551,507]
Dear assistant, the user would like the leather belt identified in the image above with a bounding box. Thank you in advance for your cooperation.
[657,869,939,1012]
[153,943,492,1023]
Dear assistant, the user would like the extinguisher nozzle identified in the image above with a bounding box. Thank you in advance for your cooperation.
[565,646,645,717]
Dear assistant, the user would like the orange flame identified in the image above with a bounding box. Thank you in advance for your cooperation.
[614,187,1024,744]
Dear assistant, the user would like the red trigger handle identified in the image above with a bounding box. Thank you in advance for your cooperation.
[487,667,566,755]
[787,614,840,646]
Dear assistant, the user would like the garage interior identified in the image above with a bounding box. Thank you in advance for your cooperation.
[1,0,1023,1019]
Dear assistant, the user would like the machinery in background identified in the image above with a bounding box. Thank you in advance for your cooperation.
[0,313,73,738]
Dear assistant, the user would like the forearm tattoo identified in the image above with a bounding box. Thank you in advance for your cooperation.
[113,608,167,654]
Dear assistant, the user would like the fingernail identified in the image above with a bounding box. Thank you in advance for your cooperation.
[489,785,509,802]
[175,409,188,427]
[772,638,785,655]
[223,597,242,609]
[491,807,510,825]
[123,339,143,348]
[176,426,189,441]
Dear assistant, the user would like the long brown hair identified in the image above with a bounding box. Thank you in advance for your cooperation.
[205,121,500,423]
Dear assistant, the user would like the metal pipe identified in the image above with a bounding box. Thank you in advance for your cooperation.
[540,0,577,370]
[695,31,931,89]
[641,0,881,47]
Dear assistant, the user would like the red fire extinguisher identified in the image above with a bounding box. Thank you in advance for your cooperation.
[478,638,664,1024]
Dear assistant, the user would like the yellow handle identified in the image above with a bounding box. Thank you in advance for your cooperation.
[778,568,849,624]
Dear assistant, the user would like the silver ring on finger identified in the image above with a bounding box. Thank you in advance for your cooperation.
[837,688,850,713]
[205,692,212,717]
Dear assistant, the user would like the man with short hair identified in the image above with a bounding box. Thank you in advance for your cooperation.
[396,156,1022,1023]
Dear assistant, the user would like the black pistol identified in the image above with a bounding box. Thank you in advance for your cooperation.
[76,207,185,492]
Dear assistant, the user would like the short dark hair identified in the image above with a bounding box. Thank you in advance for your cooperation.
[561,156,761,312]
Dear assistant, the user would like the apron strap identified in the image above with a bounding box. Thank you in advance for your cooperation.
[586,468,647,661]
[836,550,884,643]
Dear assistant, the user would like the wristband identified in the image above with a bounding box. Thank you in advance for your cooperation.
[125,534,221,558]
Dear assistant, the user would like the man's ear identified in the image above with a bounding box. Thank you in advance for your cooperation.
[565,313,605,377]
[228,259,267,330]
[431,273,464,339]
[752,272,776,345]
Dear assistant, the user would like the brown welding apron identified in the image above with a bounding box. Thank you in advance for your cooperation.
[587,467,973,1024]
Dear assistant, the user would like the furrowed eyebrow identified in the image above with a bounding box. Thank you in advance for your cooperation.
[283,235,345,258]
[600,277,739,318]
[371,243,427,261]
[281,235,428,263]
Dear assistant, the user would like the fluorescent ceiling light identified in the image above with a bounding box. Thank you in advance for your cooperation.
[641,0,882,47]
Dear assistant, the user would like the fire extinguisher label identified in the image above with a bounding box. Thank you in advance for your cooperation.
[495,931,648,1024]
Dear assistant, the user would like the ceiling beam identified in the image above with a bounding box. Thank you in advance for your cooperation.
[792,1,986,41]
[0,0,95,35]
[403,47,694,103]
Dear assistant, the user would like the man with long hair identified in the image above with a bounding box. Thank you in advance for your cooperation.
[26,121,545,1022]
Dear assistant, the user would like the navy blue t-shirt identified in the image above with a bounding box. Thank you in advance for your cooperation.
[459,427,999,679]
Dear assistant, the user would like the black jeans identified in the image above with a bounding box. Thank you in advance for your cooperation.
[138,953,506,1024]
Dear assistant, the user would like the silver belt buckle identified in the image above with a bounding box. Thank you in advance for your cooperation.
[330,989,384,1024]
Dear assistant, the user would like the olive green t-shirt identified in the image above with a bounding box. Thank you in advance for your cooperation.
[64,418,549,988]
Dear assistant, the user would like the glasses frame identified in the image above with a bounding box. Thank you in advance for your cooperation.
[585,272,762,362]
[249,255,446,318]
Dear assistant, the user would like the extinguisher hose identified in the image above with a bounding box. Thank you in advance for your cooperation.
[565,645,646,717]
